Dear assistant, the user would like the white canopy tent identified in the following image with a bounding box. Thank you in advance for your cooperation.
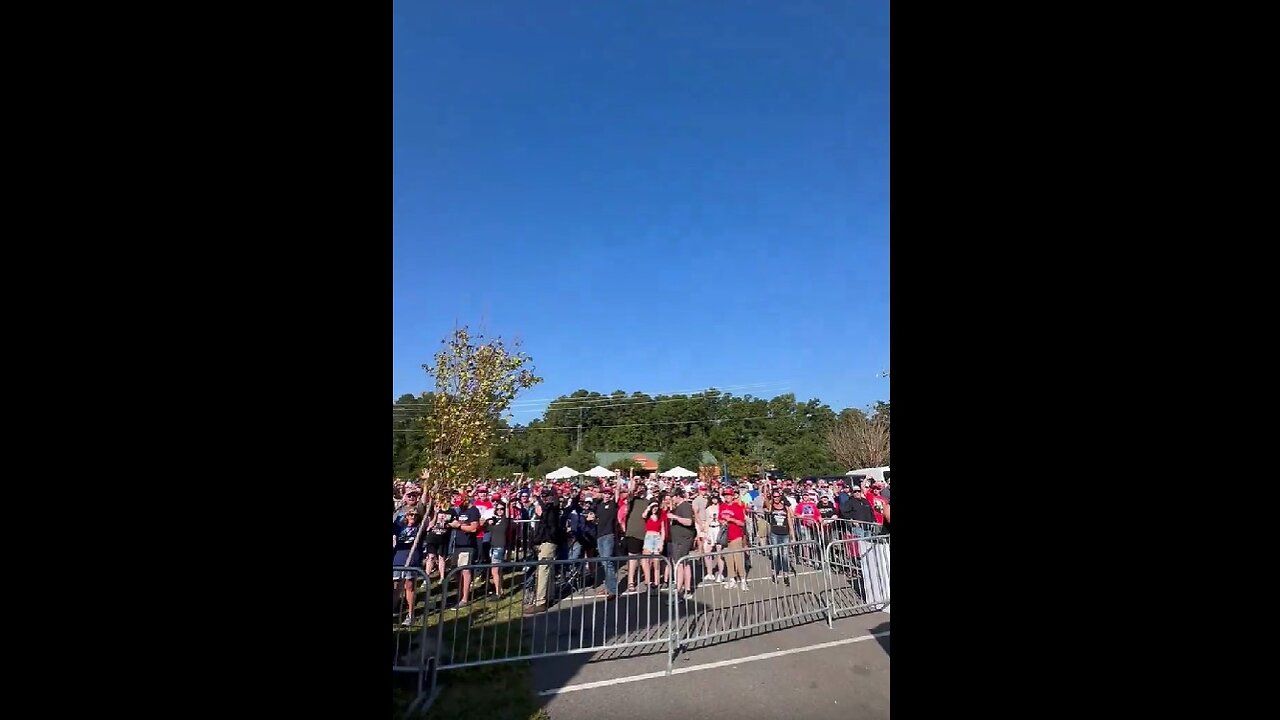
[545,466,581,480]
[659,466,698,478]
[582,465,613,478]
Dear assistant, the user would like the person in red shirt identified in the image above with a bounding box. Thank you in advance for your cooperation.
[640,495,667,591]
[717,486,750,590]
[869,482,889,526]
[794,492,819,564]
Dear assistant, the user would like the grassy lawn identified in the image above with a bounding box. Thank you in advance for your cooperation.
[395,569,550,720]
[422,662,548,720]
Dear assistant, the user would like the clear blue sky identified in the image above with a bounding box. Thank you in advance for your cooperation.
[394,1,889,418]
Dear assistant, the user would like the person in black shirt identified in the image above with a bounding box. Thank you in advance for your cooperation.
[525,488,563,615]
[591,483,620,598]
[839,487,876,537]
[765,492,796,583]
[483,502,513,596]
[423,499,457,584]
[448,495,482,607]
[816,494,839,550]
[667,486,697,599]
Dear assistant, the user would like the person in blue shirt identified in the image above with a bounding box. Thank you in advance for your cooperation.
[392,510,424,625]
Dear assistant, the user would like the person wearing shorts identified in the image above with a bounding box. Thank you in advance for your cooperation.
[448,495,482,607]
[392,511,424,624]
[640,497,665,591]
[422,501,455,583]
[483,501,512,596]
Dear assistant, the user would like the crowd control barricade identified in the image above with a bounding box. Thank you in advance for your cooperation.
[823,535,891,624]
[429,553,678,689]
[391,566,433,710]
[831,518,883,539]
[672,538,827,652]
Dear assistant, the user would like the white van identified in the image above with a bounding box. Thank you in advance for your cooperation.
[846,466,891,484]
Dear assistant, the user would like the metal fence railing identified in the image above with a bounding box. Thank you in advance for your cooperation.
[831,518,884,539]
[417,533,891,687]
[429,554,678,690]
[391,566,433,712]
[673,539,828,651]
[823,535,891,623]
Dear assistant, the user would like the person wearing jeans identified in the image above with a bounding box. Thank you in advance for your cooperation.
[591,483,620,598]
[765,491,795,582]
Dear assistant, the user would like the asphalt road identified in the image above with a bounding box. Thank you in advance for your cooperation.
[531,611,890,720]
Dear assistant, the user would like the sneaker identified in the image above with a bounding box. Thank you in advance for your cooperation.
[400,615,413,626]
[740,580,750,591]
[725,579,737,589]
[683,591,694,601]
[784,576,791,587]
[523,603,547,616]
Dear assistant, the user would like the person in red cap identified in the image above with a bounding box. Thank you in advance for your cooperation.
[868,481,889,526]
[717,485,750,590]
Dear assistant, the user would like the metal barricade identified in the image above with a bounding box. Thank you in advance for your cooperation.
[673,538,827,651]
[391,566,432,711]
[429,553,677,689]
[822,535,891,624]
[511,518,536,561]
[831,518,883,539]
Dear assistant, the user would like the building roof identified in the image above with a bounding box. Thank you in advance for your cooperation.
[595,451,720,470]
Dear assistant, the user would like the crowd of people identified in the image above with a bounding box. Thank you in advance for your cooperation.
[392,472,890,623]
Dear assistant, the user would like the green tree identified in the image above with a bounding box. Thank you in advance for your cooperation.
[421,326,542,496]
[661,434,706,472]
[564,449,599,473]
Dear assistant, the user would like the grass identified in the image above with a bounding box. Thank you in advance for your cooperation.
[421,662,547,720]
[394,570,551,720]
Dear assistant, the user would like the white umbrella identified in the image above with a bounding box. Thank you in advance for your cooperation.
[659,466,698,478]
[582,465,613,478]
[545,466,581,480]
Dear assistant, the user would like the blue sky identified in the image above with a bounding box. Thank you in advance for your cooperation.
[394,1,889,418]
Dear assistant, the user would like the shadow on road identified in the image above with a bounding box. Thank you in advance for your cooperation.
[399,546,888,717]
[871,620,890,657]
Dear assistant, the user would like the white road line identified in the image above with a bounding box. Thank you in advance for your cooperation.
[536,629,891,696]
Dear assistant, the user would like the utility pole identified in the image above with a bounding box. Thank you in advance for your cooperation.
[576,407,583,452]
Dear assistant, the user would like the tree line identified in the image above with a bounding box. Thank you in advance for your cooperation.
[394,387,889,481]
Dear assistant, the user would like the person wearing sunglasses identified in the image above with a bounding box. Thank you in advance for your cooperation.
[393,510,425,625]
[765,492,796,585]
[483,502,513,597]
